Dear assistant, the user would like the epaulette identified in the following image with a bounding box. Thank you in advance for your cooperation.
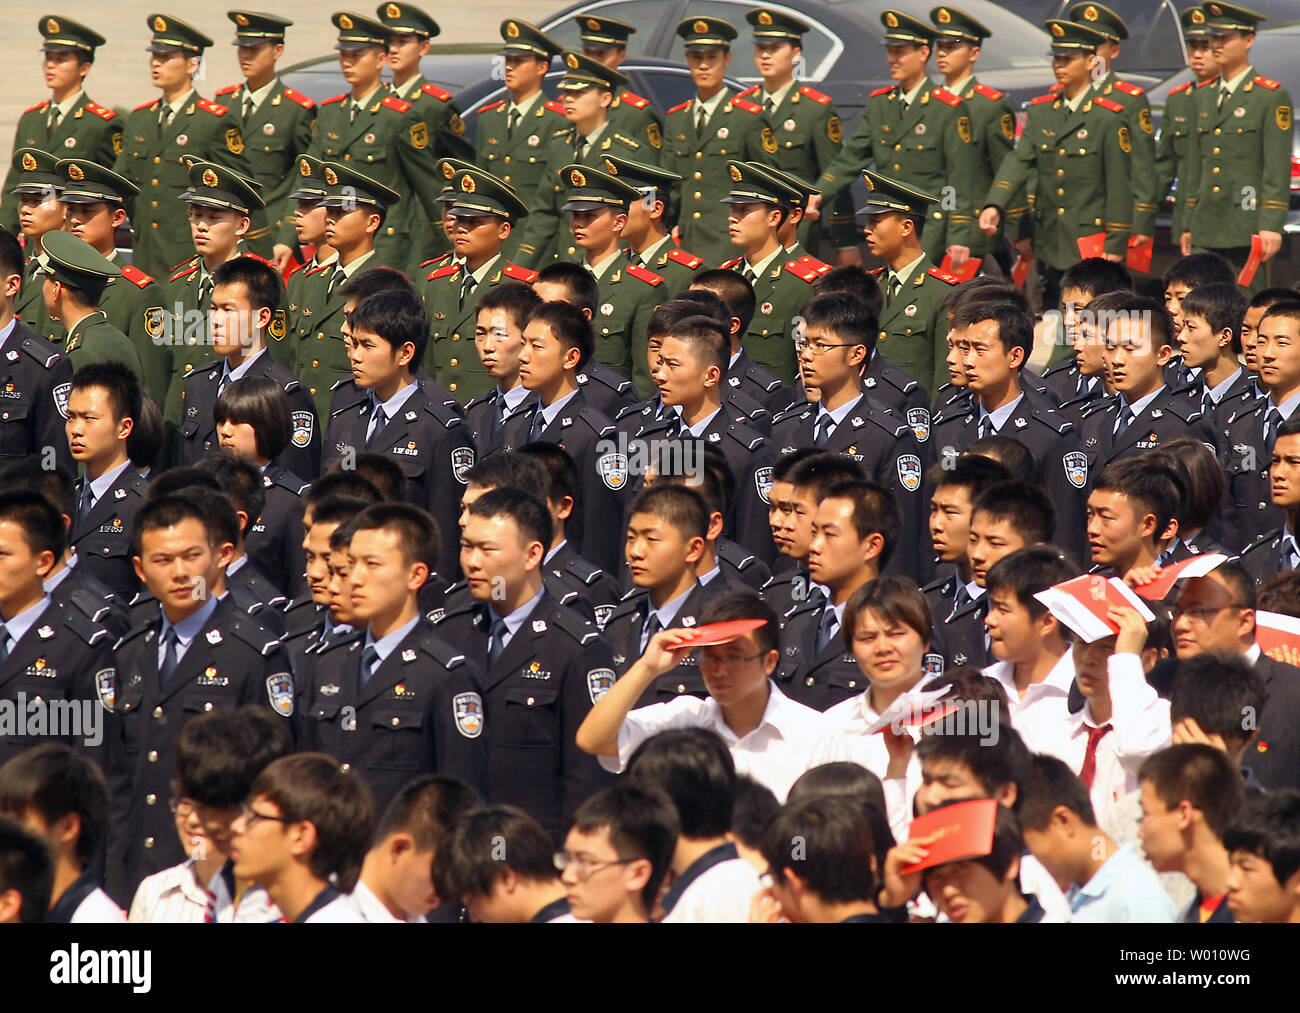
[196,98,229,116]
[113,619,156,651]
[1253,75,1281,90]
[69,586,114,625]
[503,264,537,283]
[932,87,960,107]
[666,248,703,269]
[417,631,467,669]
[420,397,466,430]
[747,366,783,393]
[317,627,364,653]
[796,254,831,274]
[20,335,61,369]
[422,82,453,101]
[875,364,918,394]
[719,256,743,269]
[170,263,200,282]
[420,254,450,268]
[784,259,820,283]
[773,402,812,426]
[243,252,274,267]
[860,406,910,439]
[120,264,154,288]
[869,265,886,275]
[1094,96,1124,113]
[737,85,760,98]
[927,267,960,285]
[1030,92,1058,106]
[270,470,309,496]
[1240,529,1282,556]
[283,87,315,110]
[323,93,349,105]
[579,366,632,395]
[868,85,894,98]
[427,263,461,281]
[1050,82,1064,92]
[544,99,565,115]
[717,540,757,571]
[228,615,283,656]
[63,607,110,647]
[619,91,650,109]
[85,101,116,121]
[1197,77,1220,88]
[1041,357,1074,377]
[134,99,158,112]
[724,422,764,452]
[922,574,956,595]
[216,83,241,96]
[950,594,986,621]
[973,82,1003,101]
[798,85,831,105]
[305,261,333,276]
[382,95,412,114]
[25,100,50,114]
[668,99,692,115]
[577,407,615,438]
[1162,398,1204,424]
[125,471,150,496]
[1113,80,1144,97]
[1170,81,1194,96]
[171,253,198,270]
[732,97,761,114]
[329,377,362,404]
[615,399,649,421]
[551,606,599,646]
[1030,408,1073,434]
[564,557,605,587]
[481,100,508,115]
[626,263,663,287]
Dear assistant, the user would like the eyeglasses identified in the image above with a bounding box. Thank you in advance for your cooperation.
[240,803,292,828]
[1171,603,1246,623]
[794,339,855,356]
[698,651,765,674]
[169,796,196,815]
[553,852,635,879]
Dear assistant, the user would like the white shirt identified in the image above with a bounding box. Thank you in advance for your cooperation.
[976,393,1025,436]
[1206,366,1247,405]
[349,880,427,923]
[72,888,127,924]
[983,651,1077,759]
[130,859,281,922]
[601,681,823,800]
[1114,385,1165,432]
[300,890,367,923]
[659,844,761,924]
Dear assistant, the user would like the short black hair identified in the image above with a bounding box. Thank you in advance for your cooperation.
[799,291,877,357]
[1171,652,1266,752]
[474,280,542,334]
[0,488,66,561]
[305,470,382,509]
[772,445,823,483]
[951,300,1033,359]
[1098,291,1177,351]
[625,728,736,839]
[133,493,224,554]
[1093,457,1182,545]
[662,313,728,374]
[964,437,1041,485]
[653,442,734,518]
[349,289,429,367]
[0,459,76,519]
[1016,752,1096,830]
[0,815,54,923]
[213,377,292,462]
[1163,251,1237,291]
[629,484,709,542]
[697,590,779,656]
[1258,571,1300,619]
[985,545,1080,622]
[759,794,878,902]
[1248,286,1299,312]
[126,393,163,471]
[70,360,141,425]
[821,479,901,566]
[195,451,265,539]
[307,493,372,530]
[690,269,756,333]
[518,442,579,510]
[943,278,1026,318]
[1180,283,1247,355]
[1151,439,1224,533]
[212,255,282,315]
[787,761,896,869]
[812,265,883,319]
[144,467,221,502]
[176,707,293,808]
[570,783,678,911]
[1222,790,1300,887]
[788,452,866,502]
[669,288,732,328]
[351,501,439,572]
[463,450,548,494]
[0,745,108,865]
[534,261,599,316]
[971,480,1055,545]
[341,452,407,503]
[527,300,594,370]
[433,804,560,901]
[731,775,780,849]
[374,775,482,852]
[926,454,1011,500]
[338,265,417,303]
[916,723,1031,802]
[1060,258,1134,299]
[1138,744,1245,839]
[0,227,24,280]
[465,486,552,549]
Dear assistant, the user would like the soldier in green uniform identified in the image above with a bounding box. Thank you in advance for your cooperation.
[377,2,475,267]
[513,52,648,269]
[812,10,979,274]
[718,160,820,384]
[294,160,401,421]
[1156,8,1221,246]
[573,15,663,161]
[112,15,251,281]
[282,155,337,356]
[979,20,1134,306]
[271,12,446,281]
[601,154,705,296]
[423,166,536,403]
[206,12,317,267]
[1067,3,1160,260]
[664,17,766,268]
[1181,1,1293,291]
[761,163,826,264]
[56,158,167,397]
[860,170,959,399]
[741,8,857,257]
[559,163,665,395]
[37,231,143,376]
[9,148,65,346]
[1,17,121,235]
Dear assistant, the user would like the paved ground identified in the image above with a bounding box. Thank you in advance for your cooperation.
[0,2,556,171]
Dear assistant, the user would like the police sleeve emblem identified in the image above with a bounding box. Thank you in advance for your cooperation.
[266,673,294,717]
[291,410,314,449]
[451,446,476,484]
[587,668,616,705]
[94,668,116,712]
[754,466,774,504]
[897,454,922,492]
[1063,450,1088,489]
[906,407,930,443]
[597,452,628,491]
[453,691,484,738]
[53,382,71,419]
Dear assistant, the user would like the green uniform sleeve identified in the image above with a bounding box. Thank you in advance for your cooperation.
[1128,95,1160,237]
[1259,86,1294,235]
[986,122,1038,212]
[513,138,566,269]
[817,104,872,209]
[943,105,980,250]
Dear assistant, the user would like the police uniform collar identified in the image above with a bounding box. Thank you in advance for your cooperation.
[694,87,729,119]
[976,391,1024,433]
[534,387,580,430]
[543,539,569,566]
[0,594,53,651]
[649,581,698,629]
[223,345,267,385]
[85,457,134,505]
[362,613,422,666]
[65,310,108,342]
[487,586,546,639]
[160,594,221,652]
[815,391,862,430]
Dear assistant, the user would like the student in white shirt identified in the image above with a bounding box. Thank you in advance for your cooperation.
[625,728,762,923]
[350,775,482,924]
[0,744,123,923]
[229,752,374,924]
[576,592,823,800]
[0,815,54,923]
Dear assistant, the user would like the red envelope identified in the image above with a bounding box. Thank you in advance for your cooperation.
[1076,233,1107,259]
[1254,611,1300,668]
[1130,553,1228,601]
[939,255,982,283]
[1126,236,1154,274]
[664,619,766,648]
[901,798,998,874]
[1011,252,1033,288]
[1238,233,1264,287]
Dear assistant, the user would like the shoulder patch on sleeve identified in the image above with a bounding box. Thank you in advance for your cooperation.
[973,82,1004,101]
[196,98,229,116]
[216,83,241,96]
[784,260,820,283]
[1030,92,1058,106]
[666,248,703,269]
[25,100,50,114]
[544,99,566,115]
[1113,80,1145,97]
[421,82,453,101]
[85,101,116,120]
[667,99,692,115]
[927,267,960,285]
[869,85,894,98]
[732,97,761,114]
[932,87,960,107]
[120,264,154,288]
[626,263,663,287]
[798,85,832,105]
[1094,96,1124,113]
[382,95,412,113]
[283,87,315,109]
[1254,75,1281,90]
[502,264,538,283]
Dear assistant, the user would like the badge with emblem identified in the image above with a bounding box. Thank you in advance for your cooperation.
[401,649,417,663]
[5,351,16,362]
[320,683,340,696]
[597,452,628,491]
[864,376,876,388]
[53,382,71,419]
[754,466,774,504]
[904,304,917,317]
[64,138,76,148]
[1234,107,1245,118]
[263,123,275,135]
[266,673,294,717]
[897,454,922,492]
[600,302,614,316]
[451,447,475,484]
[453,692,483,738]
[177,134,187,146]
[206,629,222,645]
[923,653,945,680]
[94,669,116,712]
[532,620,547,633]
[290,410,314,449]
[783,118,796,131]
[761,302,773,315]
[595,605,613,630]
[717,127,729,139]
[915,123,926,135]
[906,407,930,442]
[1077,128,1087,140]
[587,668,616,705]
[527,133,540,146]
[365,132,376,143]
[1014,417,1027,428]
[1063,451,1088,489]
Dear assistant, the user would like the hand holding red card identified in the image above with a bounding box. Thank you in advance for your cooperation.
[1238,233,1264,287]
[939,255,982,283]
[1076,233,1107,259]
[1126,236,1153,274]
[1129,554,1228,601]
[900,799,998,875]
[1034,574,1156,643]
[662,619,766,648]
[1255,611,1300,668]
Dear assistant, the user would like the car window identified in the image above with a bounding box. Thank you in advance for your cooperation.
[542,0,676,56]
[669,0,843,81]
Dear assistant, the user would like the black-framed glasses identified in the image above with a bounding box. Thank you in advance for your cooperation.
[240,803,292,827]
[553,853,635,879]
[698,651,765,674]
[794,339,855,356]
[1171,603,1247,623]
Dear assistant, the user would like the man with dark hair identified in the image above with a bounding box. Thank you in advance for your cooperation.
[1087,458,1183,581]
[1179,283,1254,426]
[922,454,1010,626]
[37,232,142,379]
[1041,257,1133,401]
[1163,250,1239,338]
[603,154,705,293]
[464,282,543,455]
[920,803,1049,923]
[1240,414,1300,582]
[1223,790,1300,922]
[1242,285,1299,385]
[0,815,54,924]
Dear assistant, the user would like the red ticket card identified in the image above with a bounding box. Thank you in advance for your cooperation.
[1238,233,1264,287]
[901,799,998,874]
[1126,236,1154,274]
[1011,252,1033,288]
[939,255,982,283]
[665,619,766,648]
[1255,611,1300,667]
[1077,233,1107,259]
[1034,573,1156,643]
[1130,553,1228,601]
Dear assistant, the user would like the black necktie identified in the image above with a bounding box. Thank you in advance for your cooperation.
[0,622,9,668]
[158,627,180,686]
[887,275,902,300]
[242,93,254,127]
[158,103,169,130]
[487,617,507,668]
[813,414,833,446]
[1113,404,1134,440]
[198,273,213,309]
[366,402,387,449]
[1265,407,1284,451]
[816,606,840,654]
[764,96,775,113]
[696,103,707,135]
[978,414,994,439]
[575,134,587,161]
[640,611,662,654]
[327,268,345,297]
[77,480,95,524]
[1285,535,1300,571]
[47,105,61,137]
[529,409,547,441]
[507,108,519,138]
[359,645,380,688]
[491,390,507,435]
[459,271,477,307]
[899,97,908,118]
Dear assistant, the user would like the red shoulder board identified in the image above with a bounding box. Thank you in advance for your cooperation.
[667,248,703,269]
[1095,96,1124,113]
[797,254,831,275]
[216,83,241,97]
[503,264,538,283]
[667,100,692,115]
[85,101,116,121]
[170,254,196,271]
[932,88,961,107]
[1113,80,1144,97]
[619,91,650,109]
[928,267,960,285]
[737,85,760,98]
[285,261,305,281]
[283,87,315,110]
[197,98,228,116]
[120,265,154,288]
[1254,75,1281,90]
[1170,82,1194,95]
[305,263,333,276]
[135,99,158,112]
[719,256,743,269]
[419,256,446,268]
[784,260,819,283]
[973,82,1004,101]
[1197,77,1220,89]
[1030,93,1058,106]
[422,82,453,101]
[243,252,273,267]
[544,100,565,115]
[427,264,460,281]
[171,264,200,282]
[1049,82,1064,92]
[870,266,886,276]
[626,264,664,287]
[480,99,506,113]
[732,98,761,114]
[868,85,894,98]
[24,100,50,114]
[323,93,349,105]
[798,85,831,105]
[382,95,412,114]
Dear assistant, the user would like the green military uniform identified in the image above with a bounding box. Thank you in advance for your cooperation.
[271,13,445,280]
[1183,2,1293,290]
[0,17,122,234]
[514,52,647,268]
[1155,8,1214,240]
[817,10,981,264]
[742,9,857,254]
[720,161,819,384]
[36,231,143,377]
[213,13,316,261]
[664,18,767,267]
[984,21,1134,272]
[56,158,167,396]
[294,161,402,421]
[8,148,64,346]
[573,16,663,162]
[112,15,251,280]
[601,154,705,296]
[281,155,334,360]
[862,172,959,397]
[422,166,537,402]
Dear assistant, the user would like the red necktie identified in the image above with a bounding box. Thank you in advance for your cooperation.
[1080,723,1112,788]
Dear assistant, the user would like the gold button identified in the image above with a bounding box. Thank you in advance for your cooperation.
[148,750,158,762]
[879,330,886,339]
[151,223,158,229]
[150,178,158,186]
[805,677,815,687]
[693,191,702,199]
[503,175,511,183]
[203,702,213,712]
[1212,186,1220,193]
[151,201,158,208]
[146,794,157,806]
[1213,147,1220,154]
[676,684,686,693]
[1056,188,1064,196]
[1056,168,1064,176]
[344,153,351,160]
[449,358,458,366]
[312,359,319,367]
[1214,128,1221,135]
[145,837,155,849]
[893,144,901,151]
[692,211,701,219]
[503,155,511,164]
[1212,166,1220,174]
[310,387,317,395]
[893,164,900,170]
[1058,148,1065,155]
[695,151,702,158]
[153,156,161,164]
[152,706,163,718]
[452,333,460,341]
[449,382,457,391]
[693,171,702,180]
[1057,207,1065,216]
[317,332,324,339]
